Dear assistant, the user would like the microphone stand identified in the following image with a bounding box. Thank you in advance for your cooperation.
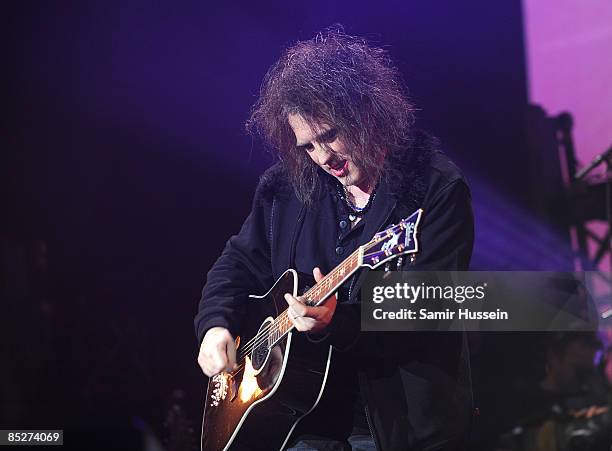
[574,145,612,181]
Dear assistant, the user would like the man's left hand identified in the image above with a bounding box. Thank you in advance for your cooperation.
[284,267,337,333]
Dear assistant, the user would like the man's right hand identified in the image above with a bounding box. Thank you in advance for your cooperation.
[197,327,237,377]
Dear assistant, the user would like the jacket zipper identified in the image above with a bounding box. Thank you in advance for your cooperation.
[348,272,357,301]
[363,400,380,451]
[358,203,396,451]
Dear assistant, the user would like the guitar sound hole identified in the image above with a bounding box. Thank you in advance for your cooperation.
[251,339,270,371]
[250,319,272,372]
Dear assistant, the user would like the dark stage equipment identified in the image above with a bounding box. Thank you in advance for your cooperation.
[526,106,611,273]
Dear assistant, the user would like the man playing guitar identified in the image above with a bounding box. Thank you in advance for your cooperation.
[195,26,474,451]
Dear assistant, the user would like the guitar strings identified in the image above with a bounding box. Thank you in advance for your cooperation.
[223,221,412,377]
[233,250,361,357]
[233,239,392,361]
[232,237,390,361]
[229,235,389,369]
[232,250,362,360]
[236,314,289,359]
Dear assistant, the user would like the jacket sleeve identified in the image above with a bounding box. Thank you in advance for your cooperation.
[194,181,274,344]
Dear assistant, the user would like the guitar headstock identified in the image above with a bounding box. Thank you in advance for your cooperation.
[361,209,423,269]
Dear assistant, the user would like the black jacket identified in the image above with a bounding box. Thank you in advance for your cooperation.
[195,131,475,451]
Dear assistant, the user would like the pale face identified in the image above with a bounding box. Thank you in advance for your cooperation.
[287,113,370,192]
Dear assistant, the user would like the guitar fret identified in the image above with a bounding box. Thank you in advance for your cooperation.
[301,249,360,305]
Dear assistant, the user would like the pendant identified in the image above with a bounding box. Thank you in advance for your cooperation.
[349,213,357,222]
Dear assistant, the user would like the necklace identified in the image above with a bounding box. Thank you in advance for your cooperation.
[339,184,376,221]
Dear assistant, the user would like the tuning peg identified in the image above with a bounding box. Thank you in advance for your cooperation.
[396,256,403,269]
[383,262,392,279]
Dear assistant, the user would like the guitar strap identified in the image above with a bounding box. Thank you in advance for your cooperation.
[288,203,307,271]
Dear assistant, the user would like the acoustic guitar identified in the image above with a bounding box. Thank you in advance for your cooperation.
[201,209,423,451]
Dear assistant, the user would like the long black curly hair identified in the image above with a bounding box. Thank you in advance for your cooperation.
[246,25,416,204]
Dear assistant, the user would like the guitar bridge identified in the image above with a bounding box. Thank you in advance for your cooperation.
[209,373,229,407]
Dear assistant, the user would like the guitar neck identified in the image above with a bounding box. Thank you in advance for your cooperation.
[266,208,423,348]
[303,247,363,306]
